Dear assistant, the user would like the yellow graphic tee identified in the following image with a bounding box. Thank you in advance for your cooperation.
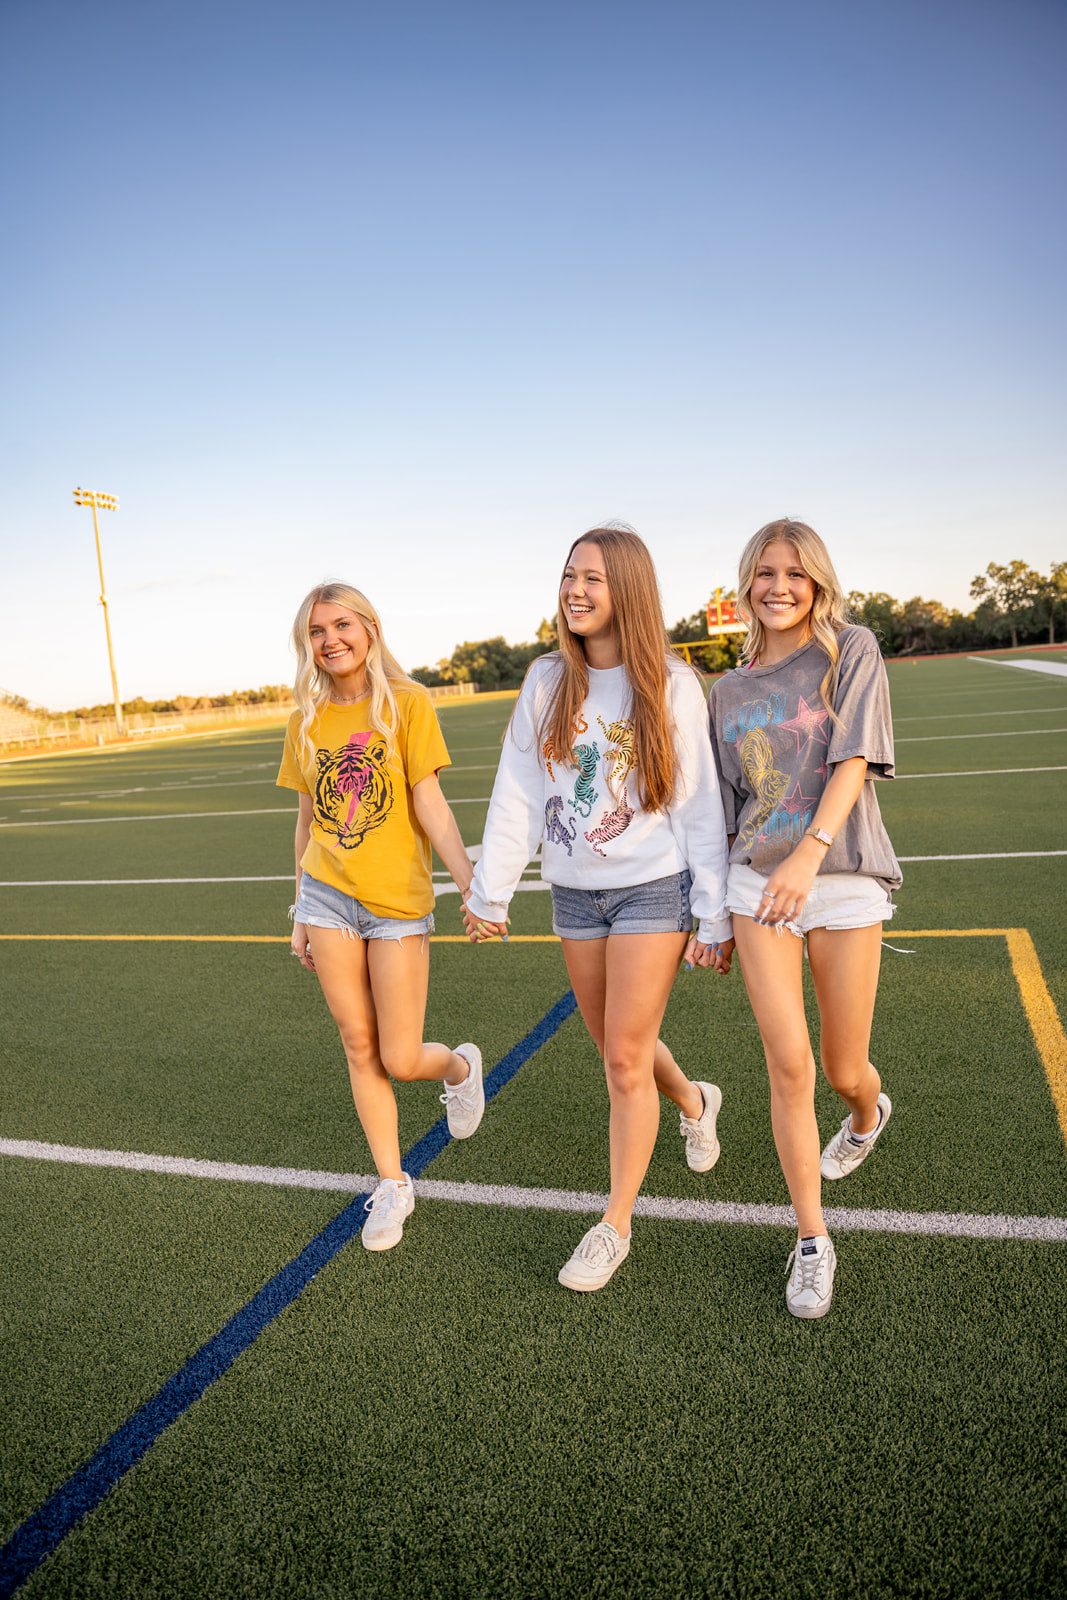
[276,689,451,919]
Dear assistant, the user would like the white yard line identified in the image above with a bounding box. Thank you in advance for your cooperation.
[0,877,296,886]
[2,1138,1063,1242]
[894,707,1067,723]
[894,765,1067,779]
[896,727,1067,743]
[2,850,1065,887]
[968,657,1067,678]
[0,798,494,828]
[896,851,1067,863]
[0,808,294,828]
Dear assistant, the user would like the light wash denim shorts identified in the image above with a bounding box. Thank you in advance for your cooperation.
[551,870,693,940]
[292,872,435,942]
[726,861,893,936]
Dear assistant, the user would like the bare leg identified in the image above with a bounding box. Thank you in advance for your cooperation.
[563,945,702,1120]
[308,928,469,1179]
[563,931,690,1236]
[732,917,824,1240]
[808,924,883,1133]
[653,1039,704,1120]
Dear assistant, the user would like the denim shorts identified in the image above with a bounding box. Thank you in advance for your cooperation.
[292,872,435,942]
[551,870,693,940]
[726,861,893,936]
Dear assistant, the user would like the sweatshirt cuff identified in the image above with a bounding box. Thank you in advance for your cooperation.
[696,914,733,947]
[465,891,510,923]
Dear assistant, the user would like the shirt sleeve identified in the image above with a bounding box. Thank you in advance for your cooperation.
[397,690,451,788]
[466,665,548,922]
[826,629,895,779]
[276,713,310,794]
[706,680,745,835]
[666,669,733,946]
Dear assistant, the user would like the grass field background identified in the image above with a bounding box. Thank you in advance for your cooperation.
[1,651,1065,1597]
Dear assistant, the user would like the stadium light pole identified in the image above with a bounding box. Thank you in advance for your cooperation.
[73,488,125,735]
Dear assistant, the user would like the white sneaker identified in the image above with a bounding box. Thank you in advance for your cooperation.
[439,1043,484,1139]
[784,1234,837,1319]
[820,1092,892,1180]
[679,1081,722,1171]
[558,1222,631,1292]
[362,1175,415,1251]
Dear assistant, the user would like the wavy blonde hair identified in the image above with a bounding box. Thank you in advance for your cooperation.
[536,525,683,813]
[290,583,420,765]
[736,518,850,714]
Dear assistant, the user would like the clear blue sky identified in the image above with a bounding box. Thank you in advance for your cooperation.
[2,0,1064,708]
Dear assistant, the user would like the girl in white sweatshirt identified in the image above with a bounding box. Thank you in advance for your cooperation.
[464,527,733,1291]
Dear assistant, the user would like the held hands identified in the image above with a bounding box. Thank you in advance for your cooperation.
[683,935,735,975]
[461,900,509,943]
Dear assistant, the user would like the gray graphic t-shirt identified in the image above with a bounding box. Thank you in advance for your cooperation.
[708,625,901,892]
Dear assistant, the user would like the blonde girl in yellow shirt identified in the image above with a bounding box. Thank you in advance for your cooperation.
[277,583,482,1252]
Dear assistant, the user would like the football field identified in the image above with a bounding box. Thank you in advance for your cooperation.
[2,650,1065,1598]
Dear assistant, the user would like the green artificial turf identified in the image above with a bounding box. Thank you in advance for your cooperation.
[0,1159,342,1541]
[2,657,1066,1598]
[16,1203,1067,1599]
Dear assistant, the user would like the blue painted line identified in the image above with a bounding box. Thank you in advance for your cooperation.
[0,990,577,1598]
[402,987,577,1173]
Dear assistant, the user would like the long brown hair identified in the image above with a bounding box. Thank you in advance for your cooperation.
[539,526,681,813]
[290,582,420,765]
[736,518,850,713]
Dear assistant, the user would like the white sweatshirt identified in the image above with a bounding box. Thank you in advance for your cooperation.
[466,655,733,945]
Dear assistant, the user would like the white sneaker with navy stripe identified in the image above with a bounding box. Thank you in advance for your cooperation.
[785,1234,836,1319]
[820,1092,892,1181]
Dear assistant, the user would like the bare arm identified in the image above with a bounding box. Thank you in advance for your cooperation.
[757,756,869,925]
[291,793,316,971]
[412,772,474,897]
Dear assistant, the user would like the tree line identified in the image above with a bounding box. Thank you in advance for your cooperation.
[412,558,1065,686]
[61,684,294,720]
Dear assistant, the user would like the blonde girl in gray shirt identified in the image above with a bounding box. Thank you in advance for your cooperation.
[689,518,901,1320]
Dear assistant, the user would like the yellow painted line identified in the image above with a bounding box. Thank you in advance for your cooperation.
[0,932,558,944]
[0,934,289,943]
[1006,929,1067,1146]
[6,926,1063,1145]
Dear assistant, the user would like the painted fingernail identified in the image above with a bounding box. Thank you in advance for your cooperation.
[685,961,693,971]
[501,934,508,942]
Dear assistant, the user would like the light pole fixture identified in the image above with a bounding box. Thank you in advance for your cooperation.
[73,487,124,734]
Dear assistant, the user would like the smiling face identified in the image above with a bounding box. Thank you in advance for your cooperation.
[308,601,372,695]
[749,540,817,654]
[560,541,616,652]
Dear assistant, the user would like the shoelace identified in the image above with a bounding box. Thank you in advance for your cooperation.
[440,1069,475,1107]
[365,1179,402,1216]
[785,1245,829,1294]
[580,1225,618,1264]
[680,1113,708,1149]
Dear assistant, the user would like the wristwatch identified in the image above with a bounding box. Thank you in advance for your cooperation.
[806,827,833,848]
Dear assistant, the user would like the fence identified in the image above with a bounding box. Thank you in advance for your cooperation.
[0,684,483,754]
[0,702,294,754]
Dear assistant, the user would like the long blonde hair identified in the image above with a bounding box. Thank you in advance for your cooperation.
[538,525,682,813]
[736,518,850,713]
[290,583,419,765]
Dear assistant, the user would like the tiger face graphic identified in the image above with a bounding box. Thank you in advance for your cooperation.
[314,730,393,848]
